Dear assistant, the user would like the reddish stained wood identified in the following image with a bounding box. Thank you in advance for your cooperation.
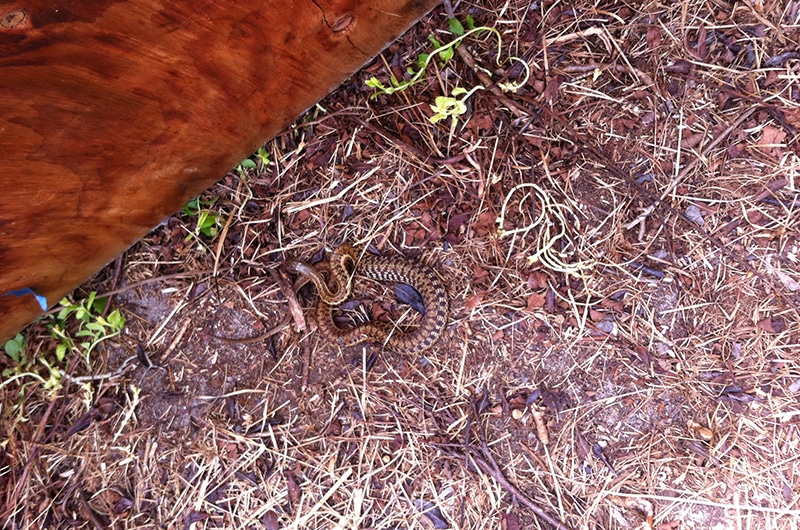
[0,0,438,341]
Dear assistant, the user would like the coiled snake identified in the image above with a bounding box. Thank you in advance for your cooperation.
[287,244,448,354]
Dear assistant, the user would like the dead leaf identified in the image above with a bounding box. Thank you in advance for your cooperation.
[756,125,787,157]
[757,317,785,333]
[697,24,708,59]
[681,131,705,149]
[470,112,494,131]
[646,22,661,50]
[464,291,487,311]
[507,394,527,411]
[589,309,606,322]
[531,271,549,289]
[501,511,522,530]
[600,298,624,312]
[472,266,489,284]
[285,469,301,505]
[526,292,545,311]
[471,211,496,236]
[746,210,763,223]
[754,178,788,201]
[543,76,561,105]
[685,204,705,226]
[447,212,471,234]
[773,269,800,291]
[262,511,281,530]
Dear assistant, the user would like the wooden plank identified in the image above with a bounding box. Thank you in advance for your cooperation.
[0,0,439,341]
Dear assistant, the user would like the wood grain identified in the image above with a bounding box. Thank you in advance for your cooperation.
[0,0,438,341]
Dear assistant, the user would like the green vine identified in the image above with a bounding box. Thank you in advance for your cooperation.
[366,19,529,125]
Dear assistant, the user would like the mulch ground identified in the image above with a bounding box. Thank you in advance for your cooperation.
[2,0,799,528]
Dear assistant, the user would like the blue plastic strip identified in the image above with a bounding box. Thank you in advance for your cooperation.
[2,288,48,311]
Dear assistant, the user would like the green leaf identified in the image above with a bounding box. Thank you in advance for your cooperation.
[107,310,125,330]
[4,334,25,362]
[84,323,104,333]
[255,147,270,166]
[465,14,475,30]
[55,343,67,363]
[91,295,109,314]
[57,299,74,321]
[429,96,468,124]
[78,306,92,321]
[438,46,454,63]
[448,17,465,36]
[239,158,257,169]
[184,197,200,216]
[195,211,220,238]
[365,77,386,90]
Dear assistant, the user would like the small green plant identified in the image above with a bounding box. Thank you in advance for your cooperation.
[183,196,221,241]
[236,146,270,177]
[429,86,485,124]
[237,158,257,175]
[1,293,125,399]
[4,333,25,365]
[1,332,57,399]
[365,15,528,110]
[254,146,271,167]
[50,292,126,370]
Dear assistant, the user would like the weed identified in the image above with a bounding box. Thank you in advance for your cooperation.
[429,86,485,124]
[49,292,125,370]
[366,15,528,118]
[1,293,125,403]
[183,196,222,241]
[236,146,271,177]
[183,147,271,245]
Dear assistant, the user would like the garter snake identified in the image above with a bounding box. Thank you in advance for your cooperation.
[288,244,448,354]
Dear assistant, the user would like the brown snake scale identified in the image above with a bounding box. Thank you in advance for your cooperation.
[288,244,448,354]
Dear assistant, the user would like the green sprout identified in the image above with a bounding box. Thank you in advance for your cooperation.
[429,86,485,124]
[3,333,26,365]
[183,196,221,241]
[365,17,529,102]
[236,146,271,177]
[1,293,126,400]
[50,292,126,370]
[1,333,55,400]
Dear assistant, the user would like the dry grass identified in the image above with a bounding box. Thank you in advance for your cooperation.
[2,0,800,528]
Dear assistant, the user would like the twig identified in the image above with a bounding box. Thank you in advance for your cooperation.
[100,255,125,318]
[95,270,214,299]
[470,445,571,530]
[437,442,572,529]
[61,354,139,384]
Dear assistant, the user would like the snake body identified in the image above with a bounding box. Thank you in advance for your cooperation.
[289,244,448,354]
